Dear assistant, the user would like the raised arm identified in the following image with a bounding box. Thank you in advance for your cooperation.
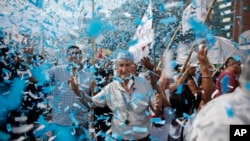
[141,56,160,90]
[68,77,96,109]
[197,44,215,109]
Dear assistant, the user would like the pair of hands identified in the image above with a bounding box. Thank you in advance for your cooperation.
[152,94,163,115]
[68,77,97,95]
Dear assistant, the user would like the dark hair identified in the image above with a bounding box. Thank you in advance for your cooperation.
[170,84,195,117]
[224,57,235,68]
[66,45,81,54]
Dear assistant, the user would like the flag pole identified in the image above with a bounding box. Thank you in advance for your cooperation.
[212,48,237,77]
[89,0,96,140]
[156,23,181,70]
[91,0,96,67]
[156,0,217,72]
[179,0,217,74]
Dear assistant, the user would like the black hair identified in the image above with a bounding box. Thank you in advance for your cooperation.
[98,68,113,77]
[170,84,195,118]
[66,45,82,54]
[224,57,235,68]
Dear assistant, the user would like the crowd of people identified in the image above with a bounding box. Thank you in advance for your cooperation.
[0,35,250,141]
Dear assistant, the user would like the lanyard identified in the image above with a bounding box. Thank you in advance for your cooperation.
[121,88,135,111]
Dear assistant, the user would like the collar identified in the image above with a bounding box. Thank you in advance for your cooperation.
[115,76,139,91]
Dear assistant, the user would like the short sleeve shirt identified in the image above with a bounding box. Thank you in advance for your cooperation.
[92,76,154,140]
[215,70,239,96]
[48,65,91,126]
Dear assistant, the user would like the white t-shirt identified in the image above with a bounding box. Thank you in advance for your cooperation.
[92,76,154,140]
[188,87,250,141]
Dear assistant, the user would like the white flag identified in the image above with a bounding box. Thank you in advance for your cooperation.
[207,36,248,64]
[129,0,154,63]
[182,0,210,35]
[176,41,198,65]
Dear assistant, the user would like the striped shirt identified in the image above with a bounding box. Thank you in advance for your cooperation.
[48,65,91,126]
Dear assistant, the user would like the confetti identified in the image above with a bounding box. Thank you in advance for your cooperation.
[133,126,147,133]
[245,81,250,91]
[225,103,234,118]
[12,124,34,134]
[175,84,183,95]
[0,0,249,140]
[220,75,229,94]
[0,131,10,141]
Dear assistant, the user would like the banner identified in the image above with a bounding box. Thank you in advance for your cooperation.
[175,36,249,65]
[207,36,248,64]
[129,0,154,63]
[182,0,210,35]
[176,41,198,65]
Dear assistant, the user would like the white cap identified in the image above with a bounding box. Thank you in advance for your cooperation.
[190,63,198,67]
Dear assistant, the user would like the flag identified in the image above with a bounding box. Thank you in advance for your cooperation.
[181,0,210,35]
[207,36,248,64]
[176,41,198,65]
[129,0,154,63]
[176,36,249,65]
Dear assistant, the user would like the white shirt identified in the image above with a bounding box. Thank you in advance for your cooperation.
[92,76,154,140]
[188,87,250,141]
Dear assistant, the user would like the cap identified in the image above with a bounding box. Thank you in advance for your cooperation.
[190,63,198,67]
[116,51,134,63]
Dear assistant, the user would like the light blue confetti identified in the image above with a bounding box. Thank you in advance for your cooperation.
[175,84,183,95]
[6,124,12,132]
[77,0,81,7]
[220,75,229,94]
[144,111,150,116]
[192,0,198,8]
[170,60,177,69]
[160,17,177,25]
[43,18,53,25]
[42,86,55,94]
[183,113,193,120]
[245,81,250,91]
[70,110,79,126]
[28,0,44,8]
[133,126,147,133]
[127,39,138,47]
[232,55,241,61]
[0,131,10,141]
[0,78,25,110]
[133,18,143,26]
[150,117,162,123]
[86,18,114,38]
[159,3,165,12]
[225,103,234,118]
